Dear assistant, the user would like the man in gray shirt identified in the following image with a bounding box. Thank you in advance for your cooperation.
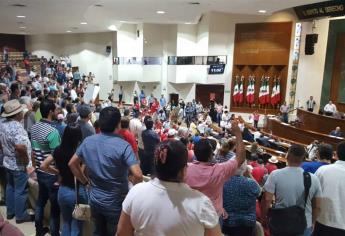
[262,144,322,236]
[77,104,95,140]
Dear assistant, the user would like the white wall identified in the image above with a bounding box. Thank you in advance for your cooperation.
[167,83,196,102]
[25,32,114,100]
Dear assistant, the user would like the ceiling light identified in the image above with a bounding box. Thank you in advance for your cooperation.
[80,22,87,25]
[16,15,26,18]
[10,4,27,7]
[66,30,72,33]
[19,26,26,29]
[185,22,192,25]
[258,10,267,14]
[188,2,200,5]
[120,21,127,23]
[156,10,165,14]
[108,25,117,31]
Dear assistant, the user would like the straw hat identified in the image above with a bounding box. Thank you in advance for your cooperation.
[268,156,279,164]
[1,100,26,118]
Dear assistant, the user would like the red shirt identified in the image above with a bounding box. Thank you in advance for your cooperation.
[250,161,259,168]
[118,129,138,153]
[150,101,159,114]
[251,166,267,184]
[265,163,278,174]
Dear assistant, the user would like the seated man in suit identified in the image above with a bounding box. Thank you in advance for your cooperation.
[330,127,342,137]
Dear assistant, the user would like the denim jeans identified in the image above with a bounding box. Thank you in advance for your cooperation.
[58,185,89,236]
[5,168,29,220]
[91,206,120,236]
[35,171,60,236]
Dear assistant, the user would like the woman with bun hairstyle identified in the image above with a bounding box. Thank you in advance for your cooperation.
[117,140,221,236]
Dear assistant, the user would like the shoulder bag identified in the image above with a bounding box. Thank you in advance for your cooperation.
[268,172,311,235]
[72,178,91,221]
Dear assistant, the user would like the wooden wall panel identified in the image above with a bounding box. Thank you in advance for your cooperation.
[234,22,292,65]
[231,22,292,113]
[196,84,224,106]
[0,34,26,52]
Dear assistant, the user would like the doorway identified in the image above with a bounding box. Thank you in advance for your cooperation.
[169,93,179,106]
[195,84,224,106]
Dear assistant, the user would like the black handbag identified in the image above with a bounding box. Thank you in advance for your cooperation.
[268,172,311,236]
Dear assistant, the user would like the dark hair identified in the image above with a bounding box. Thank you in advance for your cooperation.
[155,140,187,182]
[120,117,130,129]
[144,116,153,130]
[99,106,121,133]
[20,90,26,97]
[66,103,74,114]
[40,99,56,118]
[10,83,19,93]
[60,125,82,153]
[318,143,333,161]
[336,141,345,161]
[194,139,213,162]
[123,109,130,117]
[287,144,306,164]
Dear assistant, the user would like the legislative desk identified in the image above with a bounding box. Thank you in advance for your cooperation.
[296,109,345,135]
[260,130,307,148]
[265,118,344,149]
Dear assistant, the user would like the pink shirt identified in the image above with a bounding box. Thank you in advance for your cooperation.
[185,159,238,216]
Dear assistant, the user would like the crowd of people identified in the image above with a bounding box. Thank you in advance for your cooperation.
[0,55,344,236]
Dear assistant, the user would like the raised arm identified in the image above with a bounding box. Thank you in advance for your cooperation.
[231,120,246,167]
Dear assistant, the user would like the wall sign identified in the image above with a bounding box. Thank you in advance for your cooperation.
[209,64,225,74]
[294,0,345,20]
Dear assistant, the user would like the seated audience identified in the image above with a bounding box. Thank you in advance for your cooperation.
[265,156,278,174]
[302,143,332,174]
[329,127,342,137]
[314,141,345,236]
[242,127,254,142]
[324,100,337,116]
[117,140,221,236]
[215,139,236,163]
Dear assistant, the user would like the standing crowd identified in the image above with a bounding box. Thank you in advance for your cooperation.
[0,54,344,236]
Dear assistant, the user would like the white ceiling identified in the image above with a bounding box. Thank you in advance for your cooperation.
[0,0,321,35]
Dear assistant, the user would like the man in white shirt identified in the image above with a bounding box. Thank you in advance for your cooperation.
[323,101,337,116]
[306,96,316,112]
[314,141,345,236]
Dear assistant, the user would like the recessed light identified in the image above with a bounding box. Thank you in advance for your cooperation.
[19,26,26,29]
[108,25,117,31]
[156,10,165,14]
[188,2,200,5]
[185,22,192,25]
[258,10,266,14]
[16,15,26,18]
[80,22,87,25]
[66,30,72,33]
[120,21,127,23]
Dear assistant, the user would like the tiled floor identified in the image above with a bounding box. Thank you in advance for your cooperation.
[0,206,37,236]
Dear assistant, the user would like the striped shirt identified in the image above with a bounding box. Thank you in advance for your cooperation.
[31,120,61,174]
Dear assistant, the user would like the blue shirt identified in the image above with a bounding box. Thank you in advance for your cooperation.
[223,176,260,227]
[76,133,138,214]
[301,161,328,174]
[159,97,166,107]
